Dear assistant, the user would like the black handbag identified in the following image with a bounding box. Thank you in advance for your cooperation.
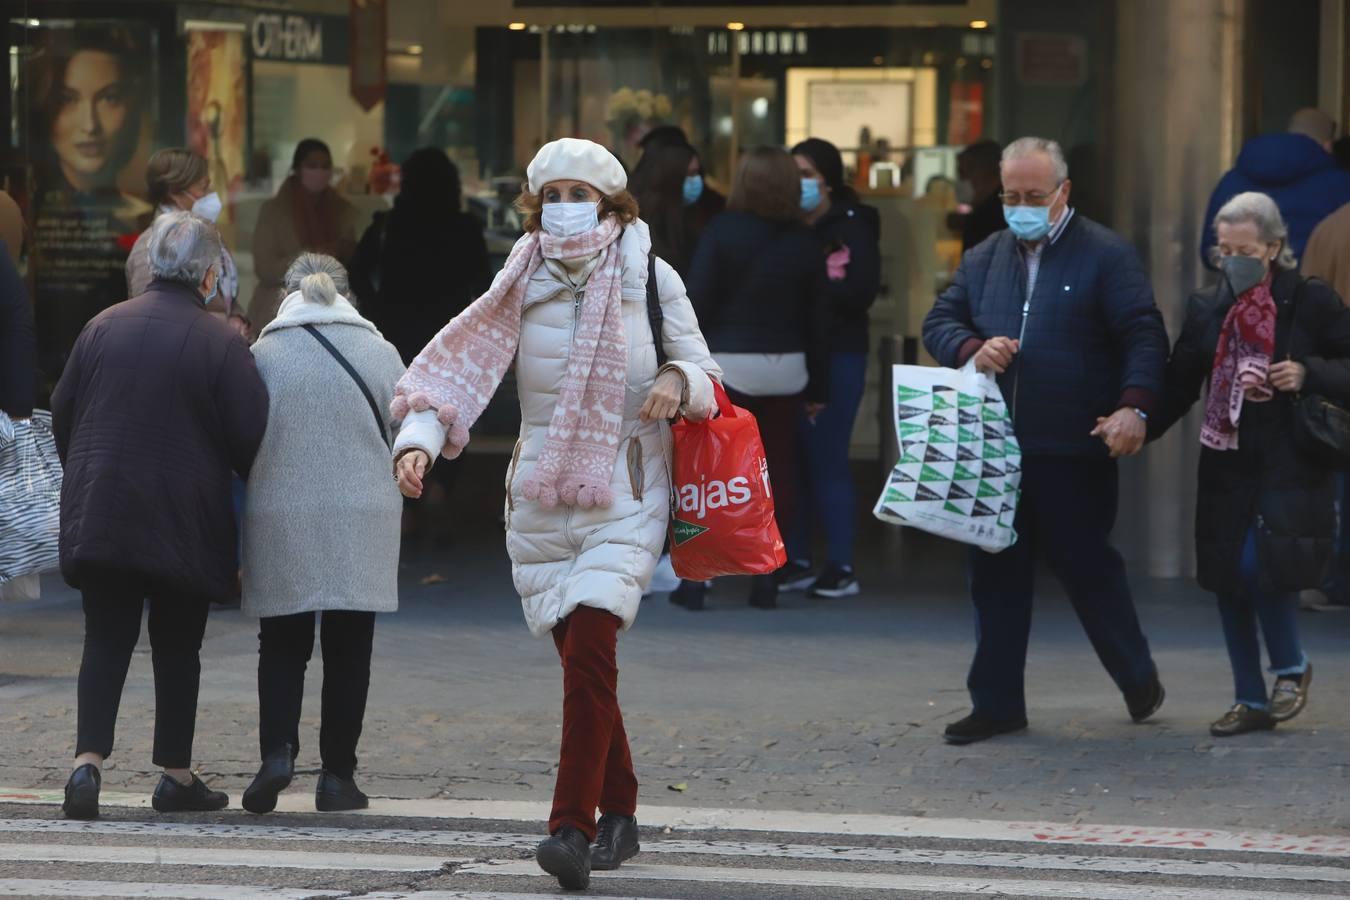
[1288,281,1350,469]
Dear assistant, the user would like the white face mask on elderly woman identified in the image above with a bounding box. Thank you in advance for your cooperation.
[541,201,600,237]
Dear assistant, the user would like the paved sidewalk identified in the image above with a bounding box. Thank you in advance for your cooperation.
[3,516,1348,836]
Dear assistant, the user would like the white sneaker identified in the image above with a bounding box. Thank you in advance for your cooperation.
[646,553,681,595]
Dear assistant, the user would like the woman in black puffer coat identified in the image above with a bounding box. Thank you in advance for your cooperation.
[1151,192,1350,738]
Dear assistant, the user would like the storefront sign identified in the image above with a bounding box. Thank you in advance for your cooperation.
[348,0,387,112]
[250,12,347,66]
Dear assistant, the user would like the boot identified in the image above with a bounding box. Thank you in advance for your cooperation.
[590,813,640,870]
[535,825,591,890]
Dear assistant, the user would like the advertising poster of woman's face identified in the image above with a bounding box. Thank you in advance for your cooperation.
[22,23,153,200]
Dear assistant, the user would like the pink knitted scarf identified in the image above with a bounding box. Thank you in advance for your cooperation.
[393,217,628,509]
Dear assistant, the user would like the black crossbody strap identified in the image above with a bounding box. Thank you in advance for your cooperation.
[302,324,391,448]
[646,251,667,369]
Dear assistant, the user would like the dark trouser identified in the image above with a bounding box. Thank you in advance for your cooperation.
[257,610,376,780]
[548,606,638,841]
[725,389,801,540]
[966,456,1156,721]
[76,573,211,769]
[789,351,868,568]
[1218,528,1307,708]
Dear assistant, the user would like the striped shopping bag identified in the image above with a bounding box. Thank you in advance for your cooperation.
[0,411,62,584]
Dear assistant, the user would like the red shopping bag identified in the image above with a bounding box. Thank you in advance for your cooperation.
[668,383,787,580]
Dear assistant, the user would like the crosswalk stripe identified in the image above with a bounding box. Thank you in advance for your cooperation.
[0,844,456,872]
[2,820,1346,883]
[4,789,1343,857]
[456,859,1341,899]
[0,881,342,898]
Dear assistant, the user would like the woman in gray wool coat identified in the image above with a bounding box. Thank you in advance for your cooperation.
[239,253,405,814]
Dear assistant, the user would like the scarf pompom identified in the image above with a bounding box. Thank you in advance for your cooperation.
[522,478,559,508]
[574,483,614,510]
[389,395,410,422]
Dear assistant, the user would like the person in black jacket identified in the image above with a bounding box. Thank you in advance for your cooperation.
[777,138,881,599]
[630,139,710,279]
[1150,192,1348,737]
[637,126,726,249]
[922,137,1168,745]
[50,211,269,820]
[676,145,830,611]
[953,140,1005,251]
[350,147,491,365]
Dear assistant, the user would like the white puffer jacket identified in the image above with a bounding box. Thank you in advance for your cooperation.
[395,220,721,636]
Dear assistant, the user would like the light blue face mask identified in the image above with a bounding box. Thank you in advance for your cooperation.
[800,177,823,212]
[682,174,704,206]
[1003,184,1063,242]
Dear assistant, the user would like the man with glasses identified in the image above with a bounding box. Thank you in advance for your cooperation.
[923,137,1169,745]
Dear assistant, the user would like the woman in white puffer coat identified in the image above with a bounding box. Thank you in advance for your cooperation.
[392,139,720,891]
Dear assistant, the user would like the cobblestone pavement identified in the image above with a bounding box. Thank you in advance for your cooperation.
[3,519,1348,837]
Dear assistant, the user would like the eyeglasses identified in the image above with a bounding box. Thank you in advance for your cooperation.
[998,186,1062,207]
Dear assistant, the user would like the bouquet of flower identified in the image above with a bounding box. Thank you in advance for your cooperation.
[606,88,674,153]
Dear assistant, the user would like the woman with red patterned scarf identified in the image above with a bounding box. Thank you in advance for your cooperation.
[1149,192,1350,737]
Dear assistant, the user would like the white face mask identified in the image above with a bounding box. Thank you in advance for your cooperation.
[541,201,599,237]
[191,191,223,223]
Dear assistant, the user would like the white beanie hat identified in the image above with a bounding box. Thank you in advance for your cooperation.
[526,138,627,196]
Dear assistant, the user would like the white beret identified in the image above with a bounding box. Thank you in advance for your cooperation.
[526,138,627,196]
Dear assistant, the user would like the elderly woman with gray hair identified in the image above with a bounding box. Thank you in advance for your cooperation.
[1151,191,1350,736]
[239,253,405,814]
[51,211,269,819]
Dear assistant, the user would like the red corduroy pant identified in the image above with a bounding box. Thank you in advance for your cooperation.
[548,605,638,840]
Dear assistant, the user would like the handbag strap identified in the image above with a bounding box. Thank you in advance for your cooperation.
[646,250,667,369]
[301,324,391,448]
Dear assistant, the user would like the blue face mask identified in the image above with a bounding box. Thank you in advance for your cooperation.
[800,177,822,212]
[682,174,704,206]
[1003,185,1063,242]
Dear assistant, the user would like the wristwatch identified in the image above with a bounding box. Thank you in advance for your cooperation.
[1129,407,1149,421]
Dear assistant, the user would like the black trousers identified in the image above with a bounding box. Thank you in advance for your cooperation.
[966,456,1157,720]
[257,610,376,780]
[76,573,210,769]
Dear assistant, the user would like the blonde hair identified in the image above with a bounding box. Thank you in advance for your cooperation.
[145,148,208,208]
[284,252,348,305]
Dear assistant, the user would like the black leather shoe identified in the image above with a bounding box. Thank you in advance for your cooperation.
[536,825,591,890]
[1125,672,1166,723]
[151,773,229,813]
[62,764,101,820]
[943,712,1028,745]
[242,744,294,814]
[590,813,640,870]
[669,579,706,611]
[315,770,369,812]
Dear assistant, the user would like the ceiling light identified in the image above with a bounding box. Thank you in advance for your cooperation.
[406,44,423,55]
[508,22,527,31]
[969,20,990,30]
[727,22,745,32]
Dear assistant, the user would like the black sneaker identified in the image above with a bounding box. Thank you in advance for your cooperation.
[315,771,369,812]
[776,560,815,593]
[151,773,229,813]
[590,812,640,870]
[536,825,591,890]
[242,744,294,814]
[62,764,101,821]
[1125,672,1166,723]
[943,712,1028,745]
[808,564,860,598]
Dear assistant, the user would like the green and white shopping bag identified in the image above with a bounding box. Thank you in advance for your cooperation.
[872,360,1022,552]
